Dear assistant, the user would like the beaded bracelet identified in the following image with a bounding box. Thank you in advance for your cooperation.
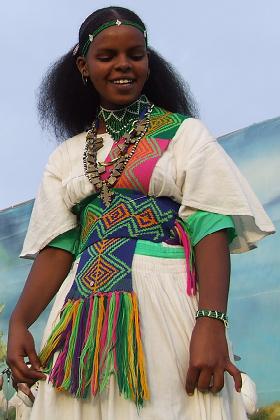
[195,309,228,327]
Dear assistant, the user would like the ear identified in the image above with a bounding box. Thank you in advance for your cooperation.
[76,56,89,77]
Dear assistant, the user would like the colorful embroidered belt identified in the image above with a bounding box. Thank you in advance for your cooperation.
[40,189,184,407]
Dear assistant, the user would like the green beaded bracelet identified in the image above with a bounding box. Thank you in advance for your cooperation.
[195,309,228,327]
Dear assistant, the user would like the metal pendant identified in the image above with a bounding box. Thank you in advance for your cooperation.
[100,182,114,206]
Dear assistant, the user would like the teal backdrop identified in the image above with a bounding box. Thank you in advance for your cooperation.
[0,117,279,407]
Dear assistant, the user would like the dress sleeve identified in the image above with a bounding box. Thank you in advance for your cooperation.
[47,227,80,257]
[173,118,275,253]
[184,211,236,246]
[20,144,78,259]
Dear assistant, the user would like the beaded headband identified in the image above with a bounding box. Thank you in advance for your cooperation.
[80,19,148,57]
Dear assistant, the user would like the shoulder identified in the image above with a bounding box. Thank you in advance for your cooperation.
[171,117,216,156]
[51,131,86,158]
[47,132,87,172]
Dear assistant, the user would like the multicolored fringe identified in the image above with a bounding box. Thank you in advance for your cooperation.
[39,291,149,408]
[175,220,196,295]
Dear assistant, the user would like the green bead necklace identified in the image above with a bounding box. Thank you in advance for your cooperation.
[98,95,150,141]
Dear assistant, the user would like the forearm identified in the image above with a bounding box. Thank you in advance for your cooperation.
[10,247,74,328]
[186,230,242,394]
[194,229,230,312]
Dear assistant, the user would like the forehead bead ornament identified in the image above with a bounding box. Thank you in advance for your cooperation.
[83,101,153,206]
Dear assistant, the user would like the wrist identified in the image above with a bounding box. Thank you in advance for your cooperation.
[195,316,226,329]
[9,311,29,328]
[195,309,228,327]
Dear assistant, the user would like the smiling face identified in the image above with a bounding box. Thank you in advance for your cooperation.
[77,25,149,109]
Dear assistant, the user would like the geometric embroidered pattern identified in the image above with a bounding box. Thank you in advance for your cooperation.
[103,107,188,193]
[146,107,187,139]
[79,189,179,252]
[66,190,179,299]
[74,237,134,298]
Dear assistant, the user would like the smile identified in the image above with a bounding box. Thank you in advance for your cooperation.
[110,79,134,85]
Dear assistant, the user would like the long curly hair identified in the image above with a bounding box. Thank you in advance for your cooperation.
[38,6,198,140]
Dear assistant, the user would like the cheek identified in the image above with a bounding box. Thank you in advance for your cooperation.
[88,63,108,82]
[137,60,149,80]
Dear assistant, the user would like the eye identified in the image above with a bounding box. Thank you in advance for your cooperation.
[131,54,145,61]
[97,56,112,62]
[129,51,146,61]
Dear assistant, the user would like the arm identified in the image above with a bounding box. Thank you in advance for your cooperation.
[185,229,242,395]
[7,247,73,385]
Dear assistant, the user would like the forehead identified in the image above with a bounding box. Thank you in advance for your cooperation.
[90,25,146,51]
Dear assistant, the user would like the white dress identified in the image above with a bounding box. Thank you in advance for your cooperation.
[21,118,274,420]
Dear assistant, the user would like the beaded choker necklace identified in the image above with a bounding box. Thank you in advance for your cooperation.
[98,95,150,141]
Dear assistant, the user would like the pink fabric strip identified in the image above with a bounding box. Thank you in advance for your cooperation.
[175,221,196,296]
[112,293,120,371]
[100,137,170,193]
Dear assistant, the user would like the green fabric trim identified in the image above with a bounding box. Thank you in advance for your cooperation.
[183,211,236,246]
[48,227,80,256]
[135,240,185,258]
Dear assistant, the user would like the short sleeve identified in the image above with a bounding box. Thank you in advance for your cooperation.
[20,144,78,259]
[47,227,80,257]
[171,119,275,253]
[184,211,236,246]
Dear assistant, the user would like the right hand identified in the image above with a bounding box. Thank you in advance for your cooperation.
[7,320,46,386]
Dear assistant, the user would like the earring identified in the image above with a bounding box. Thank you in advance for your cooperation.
[82,73,88,85]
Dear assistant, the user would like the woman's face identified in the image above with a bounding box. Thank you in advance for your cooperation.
[77,25,149,109]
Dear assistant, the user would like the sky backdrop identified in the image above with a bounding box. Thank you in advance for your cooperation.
[0,0,280,209]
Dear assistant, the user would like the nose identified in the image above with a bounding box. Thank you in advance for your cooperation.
[114,54,131,72]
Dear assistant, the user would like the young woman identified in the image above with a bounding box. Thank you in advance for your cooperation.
[7,6,274,420]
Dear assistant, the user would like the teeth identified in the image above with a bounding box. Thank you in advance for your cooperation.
[113,79,133,84]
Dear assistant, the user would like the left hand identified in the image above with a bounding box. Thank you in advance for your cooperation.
[185,317,242,395]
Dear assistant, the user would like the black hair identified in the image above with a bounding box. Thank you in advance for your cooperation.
[38,6,198,140]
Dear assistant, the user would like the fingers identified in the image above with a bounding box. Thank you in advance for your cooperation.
[186,364,241,396]
[225,361,242,392]
[8,354,46,385]
[9,360,45,385]
[185,366,199,396]
[197,368,212,392]
[28,348,43,372]
[210,368,224,393]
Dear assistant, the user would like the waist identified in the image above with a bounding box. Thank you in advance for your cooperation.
[135,240,185,259]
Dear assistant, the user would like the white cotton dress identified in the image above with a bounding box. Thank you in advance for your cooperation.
[21,118,275,420]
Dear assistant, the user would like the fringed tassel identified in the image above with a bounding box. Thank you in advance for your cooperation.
[175,220,196,296]
[39,291,149,408]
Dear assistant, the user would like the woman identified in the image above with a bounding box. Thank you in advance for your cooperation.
[7,6,274,420]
